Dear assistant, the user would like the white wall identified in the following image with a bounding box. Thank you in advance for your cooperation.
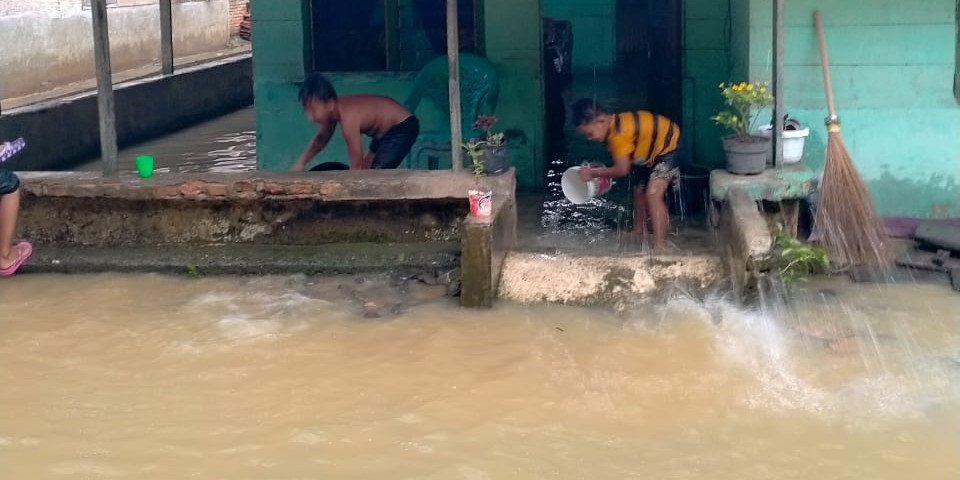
[0,0,230,99]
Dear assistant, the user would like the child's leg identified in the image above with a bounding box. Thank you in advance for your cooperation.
[645,178,670,250]
[0,187,22,269]
[632,185,649,237]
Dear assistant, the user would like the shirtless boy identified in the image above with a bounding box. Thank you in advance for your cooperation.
[291,73,420,171]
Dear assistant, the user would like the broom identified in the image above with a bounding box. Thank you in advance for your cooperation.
[812,10,892,267]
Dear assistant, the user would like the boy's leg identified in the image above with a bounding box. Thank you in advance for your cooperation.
[632,185,649,238]
[630,164,651,239]
[371,117,420,169]
[645,178,670,250]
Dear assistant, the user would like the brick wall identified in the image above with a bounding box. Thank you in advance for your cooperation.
[228,0,247,34]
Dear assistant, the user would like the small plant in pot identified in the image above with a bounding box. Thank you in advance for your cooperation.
[712,82,775,175]
[466,115,509,175]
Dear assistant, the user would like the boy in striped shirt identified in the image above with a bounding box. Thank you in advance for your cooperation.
[572,99,682,252]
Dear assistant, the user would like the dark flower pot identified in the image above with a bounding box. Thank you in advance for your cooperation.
[722,135,770,175]
[481,146,510,175]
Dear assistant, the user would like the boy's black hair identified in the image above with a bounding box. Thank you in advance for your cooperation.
[298,73,338,106]
[572,98,605,126]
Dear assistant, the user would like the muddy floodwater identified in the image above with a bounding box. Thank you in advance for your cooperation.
[2,273,960,479]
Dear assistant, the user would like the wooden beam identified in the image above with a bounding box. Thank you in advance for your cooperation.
[160,0,174,75]
[446,0,462,171]
[91,0,118,176]
[772,0,785,167]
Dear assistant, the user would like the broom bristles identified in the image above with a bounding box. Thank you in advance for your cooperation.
[813,131,893,268]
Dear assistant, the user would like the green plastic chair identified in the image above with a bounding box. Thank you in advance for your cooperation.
[403,53,499,170]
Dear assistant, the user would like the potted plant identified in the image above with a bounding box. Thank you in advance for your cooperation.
[466,115,509,175]
[712,82,775,175]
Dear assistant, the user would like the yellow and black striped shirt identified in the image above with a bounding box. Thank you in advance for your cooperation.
[606,111,681,167]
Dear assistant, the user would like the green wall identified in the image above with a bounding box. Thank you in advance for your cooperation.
[743,0,959,218]
[252,0,545,187]
[543,0,615,70]
[683,0,737,168]
[485,0,545,186]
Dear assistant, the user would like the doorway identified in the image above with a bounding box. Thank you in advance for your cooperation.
[616,0,683,122]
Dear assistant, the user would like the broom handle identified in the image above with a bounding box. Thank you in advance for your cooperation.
[814,11,838,118]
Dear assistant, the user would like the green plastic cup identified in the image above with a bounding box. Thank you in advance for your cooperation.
[135,155,155,179]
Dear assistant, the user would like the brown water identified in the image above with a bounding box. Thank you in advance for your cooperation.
[2,273,960,479]
[79,107,257,174]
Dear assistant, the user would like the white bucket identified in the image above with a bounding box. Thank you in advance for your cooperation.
[758,124,810,165]
[561,166,615,204]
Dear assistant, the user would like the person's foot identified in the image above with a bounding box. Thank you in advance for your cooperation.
[0,242,32,276]
[650,240,679,255]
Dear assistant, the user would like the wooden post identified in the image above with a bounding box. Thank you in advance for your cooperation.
[91,0,119,176]
[160,0,174,75]
[446,0,462,171]
[772,0,785,168]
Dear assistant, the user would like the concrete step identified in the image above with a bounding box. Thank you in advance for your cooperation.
[21,242,460,276]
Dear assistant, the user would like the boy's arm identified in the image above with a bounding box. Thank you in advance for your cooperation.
[581,156,632,180]
[340,122,365,170]
[291,125,335,172]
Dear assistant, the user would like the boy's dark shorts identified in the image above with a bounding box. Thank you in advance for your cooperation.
[369,116,420,169]
[0,169,20,195]
[630,146,683,190]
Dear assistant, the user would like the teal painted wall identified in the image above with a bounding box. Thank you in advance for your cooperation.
[543,0,615,70]
[252,0,545,187]
[743,0,959,218]
[485,0,545,186]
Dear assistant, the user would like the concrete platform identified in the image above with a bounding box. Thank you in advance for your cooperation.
[709,164,818,203]
[497,251,722,307]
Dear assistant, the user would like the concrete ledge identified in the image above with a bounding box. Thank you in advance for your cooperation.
[18,170,517,246]
[497,252,722,307]
[0,55,252,171]
[718,187,773,303]
[16,169,514,202]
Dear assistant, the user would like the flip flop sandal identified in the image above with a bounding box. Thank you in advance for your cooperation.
[0,138,26,163]
[0,241,33,277]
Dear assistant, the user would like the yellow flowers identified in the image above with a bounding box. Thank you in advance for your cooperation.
[713,80,775,139]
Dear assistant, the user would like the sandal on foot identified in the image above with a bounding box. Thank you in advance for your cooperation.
[0,138,26,163]
[0,241,32,276]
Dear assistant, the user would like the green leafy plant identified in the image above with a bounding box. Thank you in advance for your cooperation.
[184,263,203,279]
[773,227,831,282]
[712,82,775,140]
[462,139,486,176]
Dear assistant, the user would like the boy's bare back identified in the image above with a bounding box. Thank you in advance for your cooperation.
[337,95,412,140]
